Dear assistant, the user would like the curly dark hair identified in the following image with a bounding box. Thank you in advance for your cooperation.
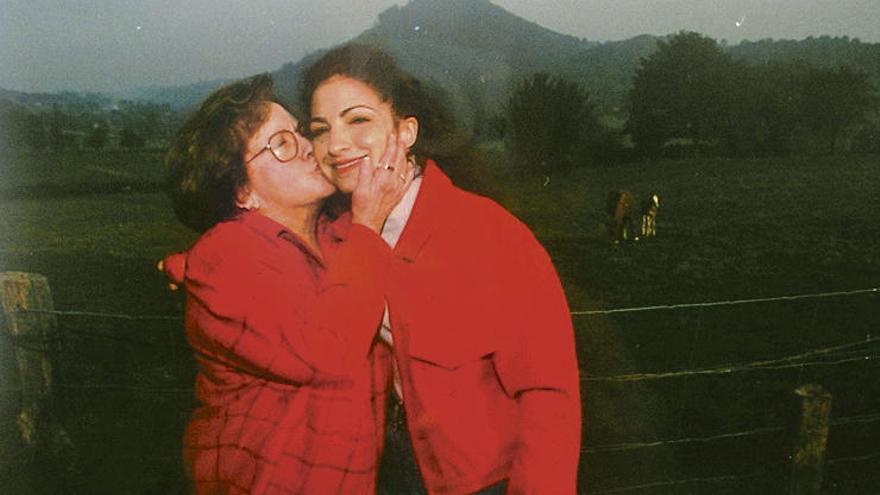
[299,43,449,156]
[165,74,277,232]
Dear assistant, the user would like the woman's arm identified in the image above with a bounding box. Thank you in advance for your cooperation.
[492,232,582,495]
[172,132,413,385]
[184,223,392,385]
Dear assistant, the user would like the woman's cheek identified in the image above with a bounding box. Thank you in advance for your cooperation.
[362,132,386,161]
[312,139,329,163]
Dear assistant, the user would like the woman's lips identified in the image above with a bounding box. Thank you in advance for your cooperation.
[332,156,367,176]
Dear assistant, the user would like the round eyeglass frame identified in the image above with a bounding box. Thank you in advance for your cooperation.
[244,129,299,164]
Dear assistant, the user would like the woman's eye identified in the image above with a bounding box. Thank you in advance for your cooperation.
[309,127,328,138]
[350,117,370,124]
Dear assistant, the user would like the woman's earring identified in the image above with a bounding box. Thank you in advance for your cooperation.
[407,153,423,177]
[238,194,261,211]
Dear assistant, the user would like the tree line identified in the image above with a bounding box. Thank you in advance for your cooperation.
[503,31,879,168]
[2,30,877,166]
[0,98,181,152]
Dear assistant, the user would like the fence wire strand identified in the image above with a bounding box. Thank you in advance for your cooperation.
[584,337,880,382]
[8,286,877,322]
[582,426,784,454]
[583,412,880,455]
[827,450,880,466]
[55,382,191,394]
[11,307,180,321]
[590,471,768,494]
[832,413,880,427]
[571,287,878,316]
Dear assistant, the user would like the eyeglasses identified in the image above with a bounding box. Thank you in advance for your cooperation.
[244,129,299,164]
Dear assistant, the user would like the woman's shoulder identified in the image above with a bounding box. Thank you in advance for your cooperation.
[447,185,534,239]
[424,162,524,228]
[188,215,270,269]
[192,215,248,249]
[182,214,305,296]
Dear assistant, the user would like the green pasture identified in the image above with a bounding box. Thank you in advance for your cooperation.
[1,149,878,493]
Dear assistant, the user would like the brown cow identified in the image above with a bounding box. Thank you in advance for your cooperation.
[607,190,636,243]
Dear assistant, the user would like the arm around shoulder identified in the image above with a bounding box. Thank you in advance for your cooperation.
[184,223,391,384]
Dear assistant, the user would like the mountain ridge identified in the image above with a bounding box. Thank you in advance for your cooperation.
[4,1,878,119]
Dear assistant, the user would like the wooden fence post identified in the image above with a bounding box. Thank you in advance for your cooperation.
[0,271,57,451]
[1,272,83,492]
[788,384,832,495]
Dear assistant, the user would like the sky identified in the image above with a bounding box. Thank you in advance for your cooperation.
[1,0,878,94]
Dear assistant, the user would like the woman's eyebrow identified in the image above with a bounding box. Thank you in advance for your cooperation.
[310,105,376,124]
[340,105,376,116]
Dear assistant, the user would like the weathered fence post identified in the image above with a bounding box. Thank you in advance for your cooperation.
[0,271,57,451]
[1,272,82,492]
[788,384,832,495]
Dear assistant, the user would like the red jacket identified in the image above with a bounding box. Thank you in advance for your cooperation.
[386,162,581,494]
[172,211,392,494]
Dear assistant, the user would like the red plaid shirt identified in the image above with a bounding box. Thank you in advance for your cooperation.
[172,211,392,494]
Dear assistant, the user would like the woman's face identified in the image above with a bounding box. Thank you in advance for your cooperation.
[308,75,416,194]
[240,102,335,213]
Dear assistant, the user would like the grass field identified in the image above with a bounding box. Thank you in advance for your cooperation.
[1,149,878,493]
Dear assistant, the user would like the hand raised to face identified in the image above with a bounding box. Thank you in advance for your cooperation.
[350,132,416,234]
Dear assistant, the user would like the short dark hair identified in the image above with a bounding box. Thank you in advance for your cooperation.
[165,74,275,232]
[299,44,449,155]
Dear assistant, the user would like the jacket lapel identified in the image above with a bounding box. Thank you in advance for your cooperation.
[392,160,452,263]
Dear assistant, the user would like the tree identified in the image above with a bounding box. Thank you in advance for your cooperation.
[119,127,145,149]
[505,72,599,171]
[746,61,811,156]
[49,104,67,151]
[23,113,49,150]
[0,102,48,150]
[85,122,109,150]
[626,31,737,154]
[111,100,175,148]
[799,65,877,154]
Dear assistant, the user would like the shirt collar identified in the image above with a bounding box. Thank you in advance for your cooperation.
[381,175,423,248]
[236,209,337,266]
[391,159,455,262]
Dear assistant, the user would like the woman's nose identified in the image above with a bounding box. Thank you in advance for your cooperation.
[299,134,314,157]
[327,127,350,155]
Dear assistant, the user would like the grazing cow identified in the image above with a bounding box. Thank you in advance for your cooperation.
[640,193,660,238]
[607,190,636,243]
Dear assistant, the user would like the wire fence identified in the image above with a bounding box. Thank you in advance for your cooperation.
[584,337,879,383]
[9,285,877,321]
[2,278,878,494]
[590,471,770,494]
[582,413,880,455]
[570,287,879,316]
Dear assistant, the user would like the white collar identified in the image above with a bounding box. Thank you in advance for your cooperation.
[381,176,423,248]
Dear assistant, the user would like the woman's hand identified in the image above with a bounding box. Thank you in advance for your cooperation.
[157,252,187,291]
[351,133,415,233]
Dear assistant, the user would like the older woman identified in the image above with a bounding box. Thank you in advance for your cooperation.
[301,45,581,495]
[164,74,413,494]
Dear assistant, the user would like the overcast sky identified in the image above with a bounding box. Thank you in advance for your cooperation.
[2,0,878,94]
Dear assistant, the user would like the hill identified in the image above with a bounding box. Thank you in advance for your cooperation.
[728,35,880,74]
[0,88,112,111]
[4,1,879,132]
[267,1,880,136]
[124,78,234,111]
[272,0,599,139]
